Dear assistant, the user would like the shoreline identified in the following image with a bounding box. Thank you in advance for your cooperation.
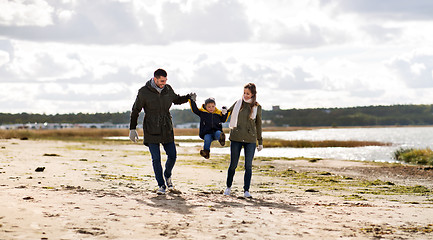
[1,139,432,239]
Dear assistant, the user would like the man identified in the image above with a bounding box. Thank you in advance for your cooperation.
[129,68,195,195]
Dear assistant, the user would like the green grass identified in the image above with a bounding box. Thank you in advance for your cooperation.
[393,147,433,165]
[0,128,129,140]
[258,167,432,197]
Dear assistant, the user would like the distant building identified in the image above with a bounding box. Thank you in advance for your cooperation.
[175,122,200,129]
[272,105,281,111]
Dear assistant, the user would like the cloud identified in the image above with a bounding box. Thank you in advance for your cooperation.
[328,0,433,20]
[0,39,14,61]
[189,62,231,88]
[35,83,131,102]
[256,21,350,48]
[279,67,322,90]
[0,51,86,82]
[160,0,252,43]
[388,51,433,88]
[0,0,160,44]
[0,0,54,26]
[0,0,253,45]
[361,24,402,43]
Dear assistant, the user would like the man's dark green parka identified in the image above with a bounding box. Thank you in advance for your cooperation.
[130,79,190,144]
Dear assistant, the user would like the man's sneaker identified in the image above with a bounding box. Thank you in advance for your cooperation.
[166,177,173,189]
[156,186,166,195]
[219,132,226,146]
[244,191,252,198]
[223,187,231,196]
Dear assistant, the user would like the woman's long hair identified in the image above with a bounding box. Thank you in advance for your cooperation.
[244,83,258,118]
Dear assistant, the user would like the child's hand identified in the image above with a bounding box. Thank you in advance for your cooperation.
[221,106,227,114]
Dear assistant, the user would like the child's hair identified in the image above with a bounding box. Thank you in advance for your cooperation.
[204,97,215,106]
[244,83,258,117]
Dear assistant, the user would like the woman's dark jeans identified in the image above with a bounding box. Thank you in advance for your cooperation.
[226,141,256,192]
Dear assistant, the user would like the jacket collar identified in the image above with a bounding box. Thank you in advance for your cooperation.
[145,79,166,94]
[199,104,222,115]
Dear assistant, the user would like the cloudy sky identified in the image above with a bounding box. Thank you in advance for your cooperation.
[1,0,433,114]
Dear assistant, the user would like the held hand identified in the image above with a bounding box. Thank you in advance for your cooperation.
[221,106,227,115]
[257,145,263,152]
[189,92,197,102]
[129,129,139,142]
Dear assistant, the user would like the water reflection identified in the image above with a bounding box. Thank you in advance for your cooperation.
[186,127,433,162]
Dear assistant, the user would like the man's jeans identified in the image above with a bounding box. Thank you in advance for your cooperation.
[148,142,176,188]
[226,141,256,192]
[203,130,222,150]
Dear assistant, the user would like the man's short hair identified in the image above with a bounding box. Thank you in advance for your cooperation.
[154,69,167,78]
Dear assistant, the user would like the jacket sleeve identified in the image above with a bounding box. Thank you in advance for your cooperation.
[228,102,236,113]
[173,94,190,105]
[189,99,201,116]
[225,102,236,122]
[166,84,190,105]
[255,105,263,145]
[220,111,229,123]
[130,89,145,130]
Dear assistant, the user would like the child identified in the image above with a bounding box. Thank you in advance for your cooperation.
[189,96,229,159]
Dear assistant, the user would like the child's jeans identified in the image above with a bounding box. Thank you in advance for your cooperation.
[203,130,222,150]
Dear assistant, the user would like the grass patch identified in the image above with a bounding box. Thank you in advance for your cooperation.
[258,167,432,198]
[342,194,367,201]
[255,156,323,162]
[0,128,130,141]
[100,174,150,181]
[393,147,433,165]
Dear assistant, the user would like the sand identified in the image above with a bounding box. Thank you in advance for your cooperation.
[1,139,433,239]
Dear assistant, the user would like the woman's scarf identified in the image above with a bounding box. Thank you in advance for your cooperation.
[229,96,257,129]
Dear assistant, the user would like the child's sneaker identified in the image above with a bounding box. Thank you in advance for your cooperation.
[157,186,166,195]
[219,132,226,146]
[223,187,231,196]
[200,150,210,159]
[244,191,252,198]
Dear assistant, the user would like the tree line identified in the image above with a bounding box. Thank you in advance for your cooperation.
[1,104,433,127]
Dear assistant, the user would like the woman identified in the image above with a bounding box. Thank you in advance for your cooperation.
[224,83,263,198]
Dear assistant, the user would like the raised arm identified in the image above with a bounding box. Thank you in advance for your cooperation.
[189,99,200,116]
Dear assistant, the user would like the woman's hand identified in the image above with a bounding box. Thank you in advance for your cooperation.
[221,106,227,115]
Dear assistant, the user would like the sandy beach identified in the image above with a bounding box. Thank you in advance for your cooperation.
[1,138,433,239]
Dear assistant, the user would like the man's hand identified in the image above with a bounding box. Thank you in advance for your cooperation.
[129,129,139,142]
[221,106,227,115]
[257,145,263,152]
[189,92,197,102]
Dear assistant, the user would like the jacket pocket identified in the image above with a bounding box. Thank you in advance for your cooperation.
[144,116,161,135]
